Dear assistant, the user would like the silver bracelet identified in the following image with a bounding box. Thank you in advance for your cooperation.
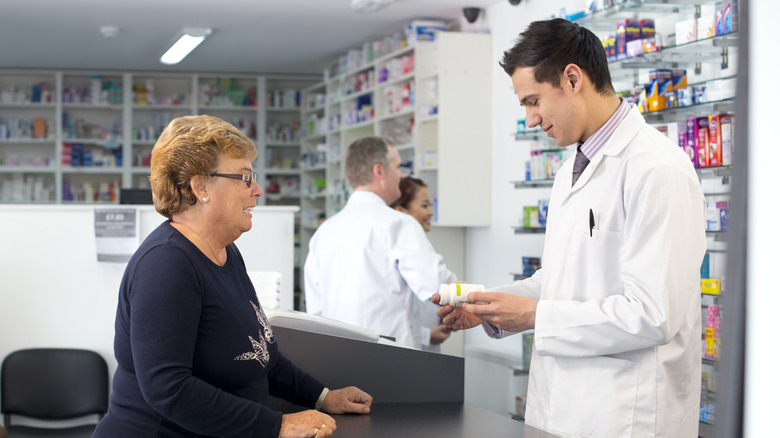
[314,387,329,411]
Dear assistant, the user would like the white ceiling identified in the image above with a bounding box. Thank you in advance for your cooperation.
[0,0,500,77]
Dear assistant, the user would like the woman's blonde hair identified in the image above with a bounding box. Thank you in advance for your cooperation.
[150,115,257,218]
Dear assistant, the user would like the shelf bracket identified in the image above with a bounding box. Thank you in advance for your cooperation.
[722,175,730,185]
[695,62,702,75]
[721,47,729,70]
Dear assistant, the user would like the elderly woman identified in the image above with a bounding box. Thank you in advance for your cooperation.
[390,176,457,353]
[93,115,372,438]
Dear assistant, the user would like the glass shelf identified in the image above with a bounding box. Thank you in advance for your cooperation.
[643,98,735,123]
[512,226,546,234]
[573,0,691,32]
[512,179,554,189]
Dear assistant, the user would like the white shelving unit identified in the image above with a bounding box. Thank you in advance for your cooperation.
[0,70,316,204]
[295,32,492,310]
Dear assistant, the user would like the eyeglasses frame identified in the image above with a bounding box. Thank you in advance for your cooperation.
[210,172,257,188]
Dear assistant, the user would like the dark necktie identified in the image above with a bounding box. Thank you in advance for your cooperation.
[572,146,590,187]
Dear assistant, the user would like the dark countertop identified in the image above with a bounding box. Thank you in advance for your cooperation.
[326,402,559,438]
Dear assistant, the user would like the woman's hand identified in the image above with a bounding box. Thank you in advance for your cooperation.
[321,386,373,414]
[279,410,335,438]
[430,324,451,345]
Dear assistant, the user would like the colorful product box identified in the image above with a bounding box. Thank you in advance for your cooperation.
[717,201,729,232]
[716,1,738,35]
[677,86,693,107]
[701,278,722,295]
[522,205,539,228]
[708,115,723,167]
[701,253,710,279]
[405,20,445,45]
[647,69,672,111]
[706,201,720,231]
[615,19,640,60]
[640,19,655,39]
[685,117,697,166]
[695,117,710,167]
[537,199,549,228]
[671,69,688,91]
[721,115,733,166]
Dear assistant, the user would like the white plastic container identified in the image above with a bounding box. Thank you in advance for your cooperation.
[438,283,485,307]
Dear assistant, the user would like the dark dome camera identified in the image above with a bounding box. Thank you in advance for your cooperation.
[463,7,481,23]
[509,0,522,5]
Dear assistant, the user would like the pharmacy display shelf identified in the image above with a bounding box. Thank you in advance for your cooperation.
[0,70,316,204]
[266,141,301,148]
[643,98,735,123]
[513,131,548,142]
[512,226,546,235]
[512,179,554,189]
[572,0,717,32]
[265,168,300,176]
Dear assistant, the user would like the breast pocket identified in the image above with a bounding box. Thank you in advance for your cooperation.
[557,223,623,299]
[547,355,639,437]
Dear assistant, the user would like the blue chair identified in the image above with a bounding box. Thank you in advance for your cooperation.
[1,348,108,438]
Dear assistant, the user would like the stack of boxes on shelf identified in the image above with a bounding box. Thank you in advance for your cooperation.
[524,148,574,182]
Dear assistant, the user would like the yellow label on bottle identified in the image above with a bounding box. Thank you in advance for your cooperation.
[456,283,461,296]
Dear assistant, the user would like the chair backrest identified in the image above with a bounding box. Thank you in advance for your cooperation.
[1,348,108,423]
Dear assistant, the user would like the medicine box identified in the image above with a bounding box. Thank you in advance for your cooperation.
[522,206,539,228]
[720,115,733,166]
[671,69,688,91]
[647,69,672,111]
[615,19,640,60]
[685,117,697,166]
[708,115,723,167]
[405,20,445,45]
[701,279,722,295]
[695,117,710,167]
[715,1,738,35]
[675,18,697,44]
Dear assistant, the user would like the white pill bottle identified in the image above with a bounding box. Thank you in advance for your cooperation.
[438,283,485,307]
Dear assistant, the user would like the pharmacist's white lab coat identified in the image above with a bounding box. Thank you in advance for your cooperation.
[490,108,706,437]
[304,191,450,349]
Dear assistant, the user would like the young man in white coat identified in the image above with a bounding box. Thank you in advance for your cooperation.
[436,18,706,437]
[305,136,452,349]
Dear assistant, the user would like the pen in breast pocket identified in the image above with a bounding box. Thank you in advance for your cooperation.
[589,209,594,237]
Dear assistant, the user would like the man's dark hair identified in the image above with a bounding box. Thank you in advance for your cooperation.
[500,18,614,95]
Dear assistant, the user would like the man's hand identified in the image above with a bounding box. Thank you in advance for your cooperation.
[433,293,484,330]
[461,292,537,332]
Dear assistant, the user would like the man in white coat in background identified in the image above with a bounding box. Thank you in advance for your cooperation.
[436,18,706,438]
[305,136,451,349]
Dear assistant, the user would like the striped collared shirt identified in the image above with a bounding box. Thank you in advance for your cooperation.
[579,98,633,160]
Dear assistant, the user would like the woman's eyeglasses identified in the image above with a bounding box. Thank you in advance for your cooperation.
[210,172,257,188]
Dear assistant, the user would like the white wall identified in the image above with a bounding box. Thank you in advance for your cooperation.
[0,205,298,415]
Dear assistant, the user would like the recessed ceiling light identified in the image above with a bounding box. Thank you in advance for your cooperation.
[100,26,119,38]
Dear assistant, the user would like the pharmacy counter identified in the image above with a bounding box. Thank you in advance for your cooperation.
[267,314,560,437]
[310,402,557,438]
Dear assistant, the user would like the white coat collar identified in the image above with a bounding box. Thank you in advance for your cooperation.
[569,106,644,191]
[347,190,388,206]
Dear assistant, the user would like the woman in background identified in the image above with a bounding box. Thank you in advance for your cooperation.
[391,176,456,353]
[93,115,371,438]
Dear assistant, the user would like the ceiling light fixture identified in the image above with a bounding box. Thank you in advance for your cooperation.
[351,0,395,13]
[160,27,212,65]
